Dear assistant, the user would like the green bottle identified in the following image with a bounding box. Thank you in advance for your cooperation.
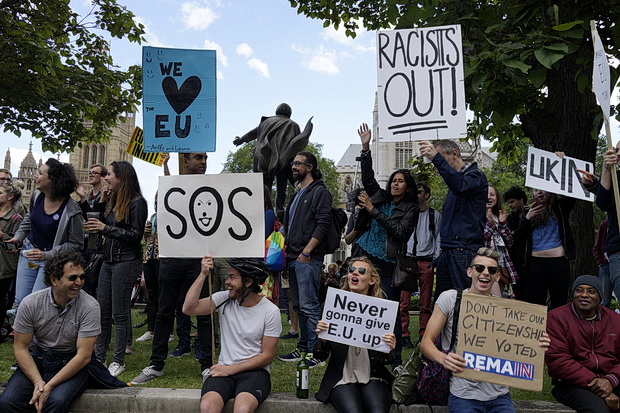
[296,352,309,398]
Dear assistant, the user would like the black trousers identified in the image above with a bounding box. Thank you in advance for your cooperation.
[553,383,620,413]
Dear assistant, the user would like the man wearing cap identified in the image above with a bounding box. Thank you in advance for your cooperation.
[182,255,282,413]
[546,275,620,413]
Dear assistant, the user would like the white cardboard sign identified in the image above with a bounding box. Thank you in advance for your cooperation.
[157,173,265,257]
[525,147,594,202]
[591,21,611,122]
[376,25,467,142]
[319,288,398,353]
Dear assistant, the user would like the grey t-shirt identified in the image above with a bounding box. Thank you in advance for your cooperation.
[14,288,101,352]
[436,289,509,401]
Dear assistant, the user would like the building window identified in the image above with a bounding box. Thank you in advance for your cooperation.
[91,146,98,165]
[99,145,106,164]
[395,141,414,169]
[83,147,90,169]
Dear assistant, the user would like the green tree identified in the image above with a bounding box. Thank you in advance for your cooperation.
[222,141,340,206]
[0,0,145,153]
[289,0,620,276]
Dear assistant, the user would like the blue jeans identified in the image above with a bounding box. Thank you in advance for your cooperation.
[288,258,322,353]
[435,248,475,301]
[0,362,89,413]
[448,392,515,413]
[95,260,142,365]
[607,253,620,306]
[14,238,47,310]
[599,262,612,307]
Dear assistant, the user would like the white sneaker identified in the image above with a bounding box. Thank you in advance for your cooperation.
[136,331,154,343]
[108,362,125,377]
[130,365,164,385]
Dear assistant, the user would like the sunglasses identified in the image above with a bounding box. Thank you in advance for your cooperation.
[348,266,367,275]
[470,264,499,275]
[63,274,87,282]
[290,161,310,167]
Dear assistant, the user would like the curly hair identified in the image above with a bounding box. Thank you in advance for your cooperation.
[341,256,384,298]
[0,183,21,204]
[45,158,79,201]
[385,168,417,204]
[105,161,143,223]
[530,189,558,229]
[44,251,85,286]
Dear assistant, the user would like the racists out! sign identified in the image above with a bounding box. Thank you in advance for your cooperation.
[142,46,217,153]
[376,25,467,142]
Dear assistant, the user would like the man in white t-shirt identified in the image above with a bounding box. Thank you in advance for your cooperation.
[182,256,281,413]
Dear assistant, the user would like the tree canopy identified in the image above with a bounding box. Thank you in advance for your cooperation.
[289,0,620,274]
[0,0,145,153]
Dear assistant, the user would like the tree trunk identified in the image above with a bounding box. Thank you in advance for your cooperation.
[520,41,602,282]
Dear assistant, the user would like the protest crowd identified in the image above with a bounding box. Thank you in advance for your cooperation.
[1,128,620,413]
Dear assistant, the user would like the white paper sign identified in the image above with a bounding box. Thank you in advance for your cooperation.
[376,25,467,142]
[318,288,398,353]
[157,173,265,257]
[525,147,594,202]
[591,21,611,122]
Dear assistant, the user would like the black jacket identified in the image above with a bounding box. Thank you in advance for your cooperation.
[314,340,394,403]
[360,151,419,259]
[99,197,148,262]
[284,179,332,261]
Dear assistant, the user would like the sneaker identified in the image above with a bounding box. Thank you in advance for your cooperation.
[305,353,326,369]
[130,365,163,385]
[108,362,125,377]
[278,348,302,362]
[201,368,211,384]
[170,344,191,358]
[125,345,134,355]
[194,341,204,361]
[280,331,299,339]
[136,331,154,343]
[392,365,404,376]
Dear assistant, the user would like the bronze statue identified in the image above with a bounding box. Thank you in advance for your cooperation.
[234,103,313,211]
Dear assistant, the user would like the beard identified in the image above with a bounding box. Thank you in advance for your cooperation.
[293,169,307,182]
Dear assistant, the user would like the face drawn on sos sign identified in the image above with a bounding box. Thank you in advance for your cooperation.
[376,25,467,142]
[525,147,594,202]
[142,46,217,153]
[157,174,264,258]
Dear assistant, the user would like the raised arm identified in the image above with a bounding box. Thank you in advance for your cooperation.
[183,255,216,316]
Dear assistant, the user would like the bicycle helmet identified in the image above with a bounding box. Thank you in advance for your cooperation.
[226,258,269,289]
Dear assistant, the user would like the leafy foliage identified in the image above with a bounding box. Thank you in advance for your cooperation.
[0,0,145,153]
[222,141,340,205]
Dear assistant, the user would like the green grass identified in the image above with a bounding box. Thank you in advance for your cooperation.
[0,310,554,401]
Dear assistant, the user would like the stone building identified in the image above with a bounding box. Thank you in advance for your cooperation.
[3,113,135,208]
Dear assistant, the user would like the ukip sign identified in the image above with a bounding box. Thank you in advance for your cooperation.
[142,46,217,153]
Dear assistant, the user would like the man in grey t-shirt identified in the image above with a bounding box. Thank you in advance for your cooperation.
[0,251,100,413]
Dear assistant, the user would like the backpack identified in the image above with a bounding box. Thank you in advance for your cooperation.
[323,206,347,253]
[311,188,347,254]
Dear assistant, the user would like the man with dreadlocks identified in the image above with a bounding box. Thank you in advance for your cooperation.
[183,255,282,413]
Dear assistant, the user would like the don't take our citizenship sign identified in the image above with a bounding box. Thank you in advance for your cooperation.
[318,288,398,353]
[454,293,547,391]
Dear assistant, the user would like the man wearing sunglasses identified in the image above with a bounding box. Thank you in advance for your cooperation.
[0,251,103,413]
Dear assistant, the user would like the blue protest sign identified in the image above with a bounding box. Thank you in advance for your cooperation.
[142,46,216,153]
